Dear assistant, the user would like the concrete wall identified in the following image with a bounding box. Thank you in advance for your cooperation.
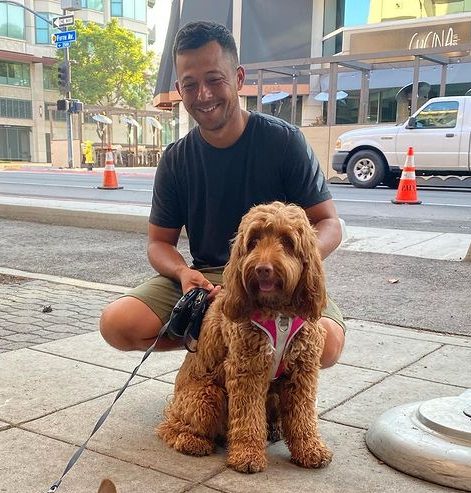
[300,124,370,179]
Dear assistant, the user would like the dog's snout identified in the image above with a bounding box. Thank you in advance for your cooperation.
[255,263,274,279]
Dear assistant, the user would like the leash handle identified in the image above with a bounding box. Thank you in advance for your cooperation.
[46,332,162,492]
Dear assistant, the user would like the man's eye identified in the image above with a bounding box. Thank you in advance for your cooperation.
[208,78,223,84]
[182,83,196,91]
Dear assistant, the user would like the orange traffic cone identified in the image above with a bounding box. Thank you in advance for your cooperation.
[97,146,123,190]
[391,147,421,204]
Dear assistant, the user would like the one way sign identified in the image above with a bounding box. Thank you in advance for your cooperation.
[52,14,75,29]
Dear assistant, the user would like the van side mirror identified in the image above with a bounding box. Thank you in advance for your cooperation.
[406,116,417,129]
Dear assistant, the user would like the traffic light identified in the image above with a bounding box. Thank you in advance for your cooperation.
[57,61,70,94]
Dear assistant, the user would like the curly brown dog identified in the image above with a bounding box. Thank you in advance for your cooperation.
[157,201,332,473]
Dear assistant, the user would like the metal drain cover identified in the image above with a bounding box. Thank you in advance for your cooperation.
[366,390,471,491]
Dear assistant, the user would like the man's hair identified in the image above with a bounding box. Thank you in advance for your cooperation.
[173,21,239,67]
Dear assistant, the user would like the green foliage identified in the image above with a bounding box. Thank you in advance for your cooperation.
[58,19,156,109]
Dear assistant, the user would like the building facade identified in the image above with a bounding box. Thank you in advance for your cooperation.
[0,0,154,162]
[154,0,471,132]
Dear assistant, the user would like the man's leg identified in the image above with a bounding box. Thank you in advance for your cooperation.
[319,297,345,368]
[100,296,182,351]
[319,317,345,368]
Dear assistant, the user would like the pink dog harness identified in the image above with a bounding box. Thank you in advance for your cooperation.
[251,313,305,380]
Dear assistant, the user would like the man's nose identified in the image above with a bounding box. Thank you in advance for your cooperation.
[197,83,213,101]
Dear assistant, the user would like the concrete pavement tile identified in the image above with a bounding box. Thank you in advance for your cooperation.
[399,344,471,387]
[0,420,10,431]
[322,374,463,429]
[339,328,441,372]
[318,364,387,412]
[205,420,457,493]
[0,428,190,492]
[156,369,178,384]
[0,348,145,423]
[394,232,471,261]
[187,486,226,492]
[33,331,187,377]
[346,319,471,348]
[24,379,227,483]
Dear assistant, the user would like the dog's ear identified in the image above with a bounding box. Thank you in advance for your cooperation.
[292,224,327,320]
[98,479,117,493]
[222,229,251,322]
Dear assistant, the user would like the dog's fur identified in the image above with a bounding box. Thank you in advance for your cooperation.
[157,201,332,473]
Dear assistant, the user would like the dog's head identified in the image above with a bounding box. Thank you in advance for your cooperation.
[222,201,326,321]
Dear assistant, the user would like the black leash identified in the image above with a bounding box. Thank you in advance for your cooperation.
[47,288,208,492]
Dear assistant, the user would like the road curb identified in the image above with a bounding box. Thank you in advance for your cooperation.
[0,203,149,234]
[0,266,129,293]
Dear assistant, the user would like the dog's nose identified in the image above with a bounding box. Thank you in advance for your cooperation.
[255,263,274,279]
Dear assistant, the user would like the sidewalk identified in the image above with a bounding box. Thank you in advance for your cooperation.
[1,271,470,492]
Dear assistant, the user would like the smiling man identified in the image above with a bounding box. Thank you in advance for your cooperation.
[100,21,345,368]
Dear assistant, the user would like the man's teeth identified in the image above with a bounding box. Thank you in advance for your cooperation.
[200,105,217,112]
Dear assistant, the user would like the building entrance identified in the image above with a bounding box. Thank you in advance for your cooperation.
[0,126,31,161]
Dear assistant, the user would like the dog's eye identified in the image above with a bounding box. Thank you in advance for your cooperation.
[281,235,294,251]
[247,237,259,250]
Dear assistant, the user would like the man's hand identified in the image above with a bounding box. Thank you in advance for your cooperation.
[179,267,222,301]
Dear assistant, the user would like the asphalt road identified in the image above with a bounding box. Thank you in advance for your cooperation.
[1,218,469,337]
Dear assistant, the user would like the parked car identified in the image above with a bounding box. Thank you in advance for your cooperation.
[332,96,471,188]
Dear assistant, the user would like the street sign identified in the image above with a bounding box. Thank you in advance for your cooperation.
[56,41,71,49]
[52,14,75,29]
[51,30,77,44]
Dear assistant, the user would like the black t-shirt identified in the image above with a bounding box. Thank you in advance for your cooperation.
[150,111,331,268]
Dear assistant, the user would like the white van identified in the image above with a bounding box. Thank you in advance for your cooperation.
[332,96,471,188]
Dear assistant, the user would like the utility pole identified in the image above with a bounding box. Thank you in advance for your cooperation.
[62,14,74,168]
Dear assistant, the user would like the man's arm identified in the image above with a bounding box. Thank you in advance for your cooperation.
[304,199,342,260]
[147,223,220,296]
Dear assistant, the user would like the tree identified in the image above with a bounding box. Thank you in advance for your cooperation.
[61,19,156,108]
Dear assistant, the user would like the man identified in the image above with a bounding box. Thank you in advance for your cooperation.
[100,21,345,367]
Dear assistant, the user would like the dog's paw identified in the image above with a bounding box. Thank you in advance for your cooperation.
[174,432,214,456]
[227,450,267,473]
[156,421,179,447]
[291,444,332,469]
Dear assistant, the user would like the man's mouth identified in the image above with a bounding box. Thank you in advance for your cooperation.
[198,104,218,113]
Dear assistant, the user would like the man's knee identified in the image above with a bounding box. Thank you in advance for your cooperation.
[99,297,162,351]
[320,317,345,369]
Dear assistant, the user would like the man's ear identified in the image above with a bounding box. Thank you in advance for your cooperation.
[175,80,182,97]
[236,66,245,91]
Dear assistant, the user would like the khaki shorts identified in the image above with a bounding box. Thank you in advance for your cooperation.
[126,267,345,332]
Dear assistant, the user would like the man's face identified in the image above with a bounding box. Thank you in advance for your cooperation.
[175,41,245,133]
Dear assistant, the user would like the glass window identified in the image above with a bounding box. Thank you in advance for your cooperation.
[81,0,104,10]
[415,101,459,129]
[135,0,147,22]
[0,3,25,39]
[43,66,57,90]
[36,13,55,45]
[0,61,30,86]
[111,0,123,16]
[0,98,32,119]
